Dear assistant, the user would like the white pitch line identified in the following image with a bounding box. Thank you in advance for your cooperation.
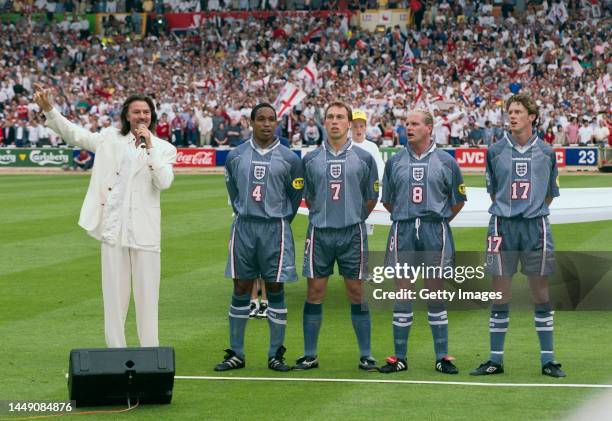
[175,375,612,389]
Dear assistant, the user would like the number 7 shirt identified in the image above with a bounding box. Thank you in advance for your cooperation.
[303,140,379,228]
[486,133,559,218]
[382,142,466,220]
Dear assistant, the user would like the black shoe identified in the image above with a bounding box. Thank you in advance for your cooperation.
[256,302,268,319]
[293,355,319,370]
[542,361,566,378]
[378,356,407,373]
[249,301,259,318]
[435,356,459,374]
[268,346,291,372]
[214,349,245,371]
[358,356,378,372]
[470,360,504,376]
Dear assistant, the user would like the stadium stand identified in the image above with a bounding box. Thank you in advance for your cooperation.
[0,0,610,149]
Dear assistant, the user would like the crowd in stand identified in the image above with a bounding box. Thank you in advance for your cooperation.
[0,0,610,150]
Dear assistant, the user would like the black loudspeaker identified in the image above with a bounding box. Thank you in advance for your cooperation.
[68,347,175,406]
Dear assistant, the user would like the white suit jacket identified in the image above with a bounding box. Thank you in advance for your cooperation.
[44,108,177,248]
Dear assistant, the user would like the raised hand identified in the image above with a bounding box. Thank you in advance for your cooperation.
[33,83,54,113]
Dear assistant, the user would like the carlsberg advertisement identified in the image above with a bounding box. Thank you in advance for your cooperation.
[0,148,73,167]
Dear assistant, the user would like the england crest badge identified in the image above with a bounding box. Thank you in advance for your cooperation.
[254,165,267,180]
[330,163,342,178]
[412,167,425,181]
[515,162,528,177]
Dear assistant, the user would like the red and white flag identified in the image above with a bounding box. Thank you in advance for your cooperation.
[397,76,410,94]
[414,68,423,106]
[597,74,610,94]
[380,73,392,88]
[297,58,318,84]
[273,83,307,118]
[303,27,324,43]
[193,78,216,90]
[568,46,584,77]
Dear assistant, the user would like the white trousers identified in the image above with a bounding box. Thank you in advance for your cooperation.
[101,243,160,348]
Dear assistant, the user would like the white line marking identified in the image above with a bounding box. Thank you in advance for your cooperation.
[174,376,612,388]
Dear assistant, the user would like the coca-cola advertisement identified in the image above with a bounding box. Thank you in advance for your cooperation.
[175,148,216,168]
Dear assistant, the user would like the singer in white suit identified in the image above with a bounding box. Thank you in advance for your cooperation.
[34,86,177,348]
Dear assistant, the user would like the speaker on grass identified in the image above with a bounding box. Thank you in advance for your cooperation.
[68,347,175,407]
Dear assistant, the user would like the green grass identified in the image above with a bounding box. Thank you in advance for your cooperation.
[1,174,611,420]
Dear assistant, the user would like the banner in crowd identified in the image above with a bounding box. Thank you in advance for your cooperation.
[0,148,73,167]
[359,9,411,31]
[95,13,147,36]
[174,148,216,167]
[380,147,599,168]
[1,13,96,29]
[164,10,353,31]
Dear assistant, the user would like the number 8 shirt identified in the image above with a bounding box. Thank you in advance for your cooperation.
[382,142,466,268]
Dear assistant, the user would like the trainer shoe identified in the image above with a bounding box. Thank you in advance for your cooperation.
[542,361,566,378]
[378,356,407,373]
[214,349,245,372]
[435,356,459,374]
[470,360,504,376]
[249,301,259,318]
[358,356,378,372]
[257,302,268,319]
[268,345,291,372]
[293,355,319,370]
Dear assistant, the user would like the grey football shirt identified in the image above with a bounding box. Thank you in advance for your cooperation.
[225,138,304,221]
[303,139,379,228]
[486,132,560,218]
[382,142,467,220]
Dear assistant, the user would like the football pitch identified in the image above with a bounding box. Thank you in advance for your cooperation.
[1,173,611,420]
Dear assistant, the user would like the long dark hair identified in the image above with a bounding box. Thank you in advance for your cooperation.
[120,94,158,136]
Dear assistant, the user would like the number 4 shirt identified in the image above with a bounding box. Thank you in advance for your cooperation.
[225,138,304,221]
[486,132,560,219]
[382,141,466,221]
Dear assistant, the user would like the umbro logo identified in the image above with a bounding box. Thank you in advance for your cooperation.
[486,366,497,373]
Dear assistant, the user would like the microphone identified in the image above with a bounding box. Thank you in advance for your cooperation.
[138,124,146,147]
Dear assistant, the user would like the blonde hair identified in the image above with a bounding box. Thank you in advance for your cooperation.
[411,108,434,126]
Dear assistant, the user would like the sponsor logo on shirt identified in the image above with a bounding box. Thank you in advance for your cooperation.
[292,177,304,189]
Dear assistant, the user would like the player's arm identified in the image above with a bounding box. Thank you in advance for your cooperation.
[546,148,561,206]
[448,159,467,222]
[363,155,379,217]
[224,154,240,214]
[302,152,318,209]
[449,202,464,222]
[381,158,394,214]
[373,148,385,185]
[286,155,305,222]
[34,84,102,152]
[485,148,496,202]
